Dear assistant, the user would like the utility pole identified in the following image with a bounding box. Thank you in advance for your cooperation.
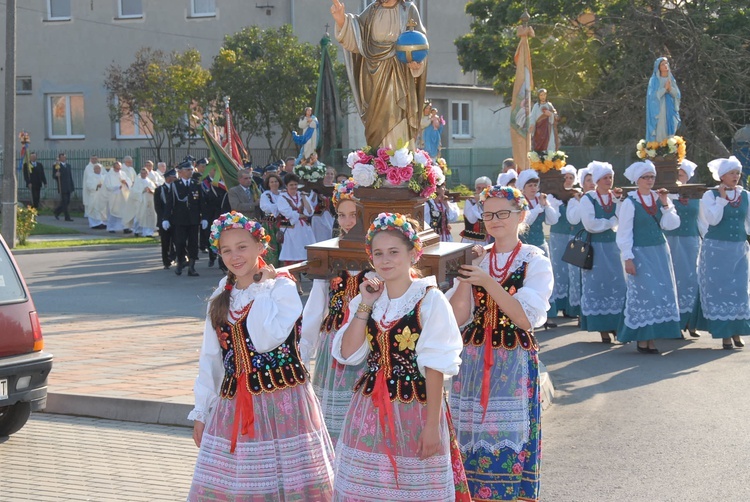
[1,0,17,247]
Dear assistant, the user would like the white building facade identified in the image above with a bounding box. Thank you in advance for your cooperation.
[0,1,509,155]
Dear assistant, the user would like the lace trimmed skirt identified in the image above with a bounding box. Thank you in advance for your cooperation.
[698,238,750,338]
[188,382,335,501]
[312,327,366,445]
[333,391,456,501]
[580,241,625,332]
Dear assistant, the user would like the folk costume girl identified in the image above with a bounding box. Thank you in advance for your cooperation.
[331,213,468,501]
[259,172,284,266]
[565,166,594,318]
[666,159,705,337]
[616,161,682,353]
[425,183,460,242]
[698,156,750,349]
[277,173,316,265]
[461,176,493,245]
[579,161,626,343]
[448,186,553,502]
[547,165,578,317]
[300,179,370,443]
[188,212,334,501]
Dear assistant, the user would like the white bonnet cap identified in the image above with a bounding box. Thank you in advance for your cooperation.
[496,169,518,186]
[623,160,656,184]
[707,156,742,181]
[678,159,697,181]
[516,169,540,189]
[587,161,614,184]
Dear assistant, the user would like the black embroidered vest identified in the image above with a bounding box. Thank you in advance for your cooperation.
[462,262,538,351]
[353,288,433,404]
[217,307,307,398]
[322,270,371,333]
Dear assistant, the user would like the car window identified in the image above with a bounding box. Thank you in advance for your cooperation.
[0,245,26,304]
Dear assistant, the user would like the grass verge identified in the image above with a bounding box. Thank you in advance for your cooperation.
[17,237,159,249]
[31,223,81,235]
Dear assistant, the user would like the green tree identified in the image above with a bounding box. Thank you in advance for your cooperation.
[209,25,349,160]
[104,48,211,164]
[456,1,750,162]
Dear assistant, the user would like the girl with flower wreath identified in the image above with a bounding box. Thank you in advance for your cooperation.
[187,211,334,501]
[448,186,553,502]
[697,156,750,350]
[616,160,682,353]
[331,212,469,501]
[578,161,626,343]
[300,179,371,444]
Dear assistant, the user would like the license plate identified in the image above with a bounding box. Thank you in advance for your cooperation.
[0,379,7,400]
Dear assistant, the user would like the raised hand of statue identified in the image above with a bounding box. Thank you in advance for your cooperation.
[331,0,346,29]
[407,61,423,71]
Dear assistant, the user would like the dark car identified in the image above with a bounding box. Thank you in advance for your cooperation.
[0,233,53,437]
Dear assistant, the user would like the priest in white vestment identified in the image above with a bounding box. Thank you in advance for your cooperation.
[104,161,132,233]
[82,154,99,220]
[133,167,158,237]
[84,164,107,228]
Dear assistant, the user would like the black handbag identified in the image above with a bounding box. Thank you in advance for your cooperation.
[562,229,594,269]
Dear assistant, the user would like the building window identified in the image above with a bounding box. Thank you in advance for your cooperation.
[47,0,71,21]
[47,94,85,139]
[118,0,143,18]
[451,101,471,138]
[191,0,216,17]
[16,77,32,95]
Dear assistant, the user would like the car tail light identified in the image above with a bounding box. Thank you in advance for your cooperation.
[30,311,44,351]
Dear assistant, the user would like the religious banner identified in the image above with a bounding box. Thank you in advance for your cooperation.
[510,24,535,171]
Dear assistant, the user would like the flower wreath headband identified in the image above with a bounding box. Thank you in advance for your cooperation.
[365,212,423,260]
[332,177,359,209]
[479,185,530,211]
[209,211,271,254]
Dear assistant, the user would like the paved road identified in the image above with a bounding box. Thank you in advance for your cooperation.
[12,248,750,501]
[0,414,196,501]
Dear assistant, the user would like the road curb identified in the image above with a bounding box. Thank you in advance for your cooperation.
[42,392,192,428]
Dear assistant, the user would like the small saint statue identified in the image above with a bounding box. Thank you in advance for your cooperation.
[530,89,559,152]
[646,57,681,142]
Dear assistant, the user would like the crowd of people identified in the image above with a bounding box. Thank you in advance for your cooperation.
[183,153,750,501]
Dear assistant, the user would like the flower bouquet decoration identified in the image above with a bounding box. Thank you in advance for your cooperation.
[528,150,567,173]
[346,142,444,198]
[635,135,686,163]
[293,162,326,183]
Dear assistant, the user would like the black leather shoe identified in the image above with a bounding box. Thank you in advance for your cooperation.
[689,330,700,338]
[637,344,650,354]
[600,332,612,343]
[65,218,73,222]
[163,264,171,270]
[175,264,183,276]
[208,259,215,268]
[648,347,660,354]
[723,343,734,350]
[733,337,745,348]
[188,268,200,277]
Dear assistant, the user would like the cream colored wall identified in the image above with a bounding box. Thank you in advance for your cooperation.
[0,1,506,153]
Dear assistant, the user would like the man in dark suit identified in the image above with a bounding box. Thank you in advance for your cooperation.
[23,152,47,209]
[53,152,75,221]
[163,162,207,277]
[154,168,177,269]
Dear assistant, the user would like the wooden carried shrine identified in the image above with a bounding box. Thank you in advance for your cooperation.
[299,183,473,289]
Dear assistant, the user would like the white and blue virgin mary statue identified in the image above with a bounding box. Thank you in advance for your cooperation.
[646,56,681,142]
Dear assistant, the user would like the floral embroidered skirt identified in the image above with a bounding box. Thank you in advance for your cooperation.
[698,238,750,338]
[312,327,366,445]
[188,382,335,501]
[333,391,458,501]
[450,344,541,502]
